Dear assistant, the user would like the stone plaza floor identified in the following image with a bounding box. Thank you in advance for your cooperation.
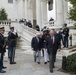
[1,49,71,75]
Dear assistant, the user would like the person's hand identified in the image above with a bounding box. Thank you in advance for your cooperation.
[6,46,8,49]
[32,48,34,50]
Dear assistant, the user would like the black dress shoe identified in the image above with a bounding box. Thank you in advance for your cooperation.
[48,61,49,62]
[13,62,16,64]
[50,70,53,73]
[37,62,40,64]
[34,58,36,62]
[2,66,7,69]
[10,63,13,64]
[10,62,16,64]
[0,70,6,73]
[44,62,47,64]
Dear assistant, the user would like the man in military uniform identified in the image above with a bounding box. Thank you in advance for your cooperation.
[63,23,69,48]
[8,27,18,64]
[0,27,6,73]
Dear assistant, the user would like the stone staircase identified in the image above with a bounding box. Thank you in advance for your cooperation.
[15,24,38,49]
[0,21,76,58]
[57,45,76,59]
[0,21,38,50]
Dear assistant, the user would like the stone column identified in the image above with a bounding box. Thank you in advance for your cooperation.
[33,0,36,29]
[41,0,47,28]
[36,0,42,30]
[19,0,23,19]
[63,0,68,22]
[55,0,64,27]
[25,0,28,20]
[27,0,33,24]
[22,0,25,18]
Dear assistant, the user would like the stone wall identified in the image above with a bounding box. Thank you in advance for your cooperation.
[0,0,18,21]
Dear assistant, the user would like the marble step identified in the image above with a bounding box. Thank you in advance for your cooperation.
[57,47,76,59]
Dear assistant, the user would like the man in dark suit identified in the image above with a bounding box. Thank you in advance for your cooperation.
[31,33,41,64]
[58,28,63,49]
[63,23,69,48]
[0,27,6,73]
[8,27,18,64]
[46,29,60,73]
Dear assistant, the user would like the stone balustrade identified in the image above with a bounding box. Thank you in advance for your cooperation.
[44,21,56,28]
[0,20,11,26]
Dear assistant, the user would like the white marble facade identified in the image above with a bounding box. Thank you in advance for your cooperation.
[0,0,68,29]
[0,0,47,29]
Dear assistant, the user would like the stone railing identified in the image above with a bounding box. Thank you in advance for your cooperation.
[0,20,38,49]
[44,19,76,29]
[44,21,56,27]
[44,19,76,46]
[0,20,11,37]
[0,20,11,27]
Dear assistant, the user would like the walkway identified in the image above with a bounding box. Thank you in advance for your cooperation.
[1,49,70,75]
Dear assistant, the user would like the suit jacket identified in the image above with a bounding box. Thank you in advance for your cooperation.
[63,27,69,37]
[46,34,60,55]
[0,33,6,53]
[41,34,48,48]
[8,32,17,47]
[31,37,41,51]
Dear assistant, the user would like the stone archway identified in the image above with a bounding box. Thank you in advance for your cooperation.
[35,0,48,30]
[27,0,48,29]
[21,0,48,29]
[21,0,68,29]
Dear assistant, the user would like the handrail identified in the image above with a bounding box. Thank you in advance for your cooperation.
[44,21,56,27]
[22,24,38,35]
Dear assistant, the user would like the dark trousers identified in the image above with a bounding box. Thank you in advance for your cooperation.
[8,47,15,64]
[42,48,44,57]
[63,36,68,47]
[54,50,57,62]
[49,53,55,71]
[8,49,10,58]
[0,53,4,71]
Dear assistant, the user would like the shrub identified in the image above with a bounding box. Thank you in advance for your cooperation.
[66,53,76,74]
[0,8,7,20]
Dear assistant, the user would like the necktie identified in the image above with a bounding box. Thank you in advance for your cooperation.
[51,36,54,44]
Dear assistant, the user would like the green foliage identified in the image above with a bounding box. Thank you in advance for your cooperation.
[68,0,76,7]
[66,53,76,73]
[67,0,76,21]
[0,8,7,20]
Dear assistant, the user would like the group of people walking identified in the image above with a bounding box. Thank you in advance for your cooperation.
[31,23,69,73]
[0,23,69,73]
[0,27,18,73]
